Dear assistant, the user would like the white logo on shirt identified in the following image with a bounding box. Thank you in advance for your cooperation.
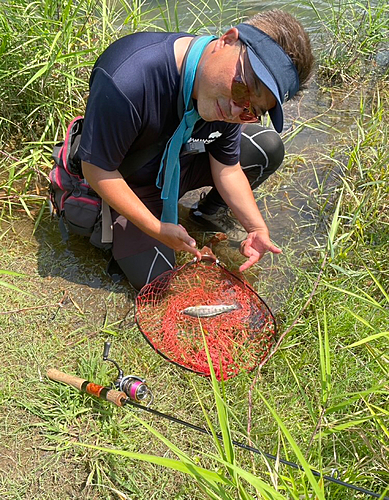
[188,130,223,145]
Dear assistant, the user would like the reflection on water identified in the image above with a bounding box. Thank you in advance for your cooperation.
[239,0,329,32]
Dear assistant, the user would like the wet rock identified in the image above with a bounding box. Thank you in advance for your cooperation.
[376,50,389,67]
[374,44,389,73]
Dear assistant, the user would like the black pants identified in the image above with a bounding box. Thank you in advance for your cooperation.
[116,124,284,291]
[200,124,285,212]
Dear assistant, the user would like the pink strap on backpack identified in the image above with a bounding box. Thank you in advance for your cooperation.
[58,115,84,175]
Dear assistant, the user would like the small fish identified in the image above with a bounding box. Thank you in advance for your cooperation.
[181,304,239,318]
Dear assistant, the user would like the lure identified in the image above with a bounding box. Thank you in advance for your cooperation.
[181,304,239,318]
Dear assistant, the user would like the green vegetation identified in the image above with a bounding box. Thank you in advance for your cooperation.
[312,0,389,83]
[0,0,388,498]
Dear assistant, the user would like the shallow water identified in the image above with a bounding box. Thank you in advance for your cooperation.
[3,0,365,315]
[142,0,332,34]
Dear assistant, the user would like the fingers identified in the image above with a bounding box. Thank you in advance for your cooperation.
[239,255,257,272]
[182,240,201,259]
[239,237,282,272]
[183,234,197,249]
[239,239,249,256]
[180,230,197,251]
[240,238,282,256]
[177,225,201,259]
[269,243,282,254]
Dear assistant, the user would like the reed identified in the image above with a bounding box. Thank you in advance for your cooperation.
[310,0,389,84]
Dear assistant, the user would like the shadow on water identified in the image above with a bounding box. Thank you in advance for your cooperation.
[36,220,108,288]
[31,216,135,303]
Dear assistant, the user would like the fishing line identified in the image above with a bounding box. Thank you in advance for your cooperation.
[47,340,387,499]
[126,399,388,500]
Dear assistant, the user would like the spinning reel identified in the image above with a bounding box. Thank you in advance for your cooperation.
[103,341,154,406]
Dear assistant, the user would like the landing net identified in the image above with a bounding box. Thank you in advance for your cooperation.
[135,249,276,380]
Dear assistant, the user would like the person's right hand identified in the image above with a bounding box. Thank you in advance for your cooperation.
[159,223,201,260]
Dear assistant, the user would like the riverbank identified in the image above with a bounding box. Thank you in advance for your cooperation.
[0,1,388,498]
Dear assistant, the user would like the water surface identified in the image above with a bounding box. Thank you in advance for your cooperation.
[7,0,363,314]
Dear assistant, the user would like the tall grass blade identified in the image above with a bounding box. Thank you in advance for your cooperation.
[317,305,331,406]
[256,392,325,500]
[363,400,389,440]
[323,282,384,310]
[361,263,389,303]
[74,441,229,486]
[0,280,33,296]
[200,452,286,500]
[201,328,235,479]
[284,354,316,423]
[32,200,47,234]
[327,187,343,259]
[346,331,389,348]
[325,385,388,414]
[0,270,27,277]
[341,307,377,331]
[190,381,225,459]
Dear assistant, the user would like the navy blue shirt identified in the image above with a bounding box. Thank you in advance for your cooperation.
[78,31,241,177]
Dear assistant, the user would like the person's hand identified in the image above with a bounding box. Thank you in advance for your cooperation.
[160,223,201,260]
[238,228,282,272]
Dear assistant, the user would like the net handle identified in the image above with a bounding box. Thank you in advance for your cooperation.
[197,246,217,262]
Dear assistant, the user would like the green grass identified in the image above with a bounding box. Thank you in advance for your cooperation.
[1,0,389,498]
[310,0,389,84]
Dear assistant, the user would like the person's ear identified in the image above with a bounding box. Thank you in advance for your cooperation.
[218,27,239,47]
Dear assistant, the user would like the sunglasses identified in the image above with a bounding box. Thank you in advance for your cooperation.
[231,45,261,123]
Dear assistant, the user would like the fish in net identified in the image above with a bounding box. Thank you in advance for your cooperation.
[135,246,276,380]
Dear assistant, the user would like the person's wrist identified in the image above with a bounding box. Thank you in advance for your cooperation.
[246,225,269,236]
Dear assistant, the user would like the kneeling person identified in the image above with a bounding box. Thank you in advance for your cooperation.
[78,10,314,290]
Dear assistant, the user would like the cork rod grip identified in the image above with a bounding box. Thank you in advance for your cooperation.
[47,368,88,390]
[46,368,127,407]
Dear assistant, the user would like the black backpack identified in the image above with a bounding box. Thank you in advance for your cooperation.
[49,116,108,246]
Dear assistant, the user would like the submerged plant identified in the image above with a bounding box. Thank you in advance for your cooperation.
[310,0,389,84]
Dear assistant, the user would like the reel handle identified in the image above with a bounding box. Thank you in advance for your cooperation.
[47,368,127,407]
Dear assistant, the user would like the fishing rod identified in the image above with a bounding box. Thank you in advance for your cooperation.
[46,343,388,500]
[47,342,154,407]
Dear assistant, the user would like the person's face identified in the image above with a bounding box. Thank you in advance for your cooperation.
[193,29,277,124]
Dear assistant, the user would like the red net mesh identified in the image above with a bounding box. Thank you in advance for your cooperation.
[135,254,276,380]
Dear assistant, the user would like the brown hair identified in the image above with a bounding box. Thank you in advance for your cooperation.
[246,9,314,91]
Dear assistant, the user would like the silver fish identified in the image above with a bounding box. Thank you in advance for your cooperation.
[181,304,239,318]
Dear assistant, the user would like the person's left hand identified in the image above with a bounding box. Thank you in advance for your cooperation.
[238,228,282,272]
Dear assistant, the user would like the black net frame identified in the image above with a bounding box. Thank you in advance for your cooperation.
[135,251,277,380]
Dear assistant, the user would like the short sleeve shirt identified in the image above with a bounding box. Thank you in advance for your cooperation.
[78,31,241,177]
